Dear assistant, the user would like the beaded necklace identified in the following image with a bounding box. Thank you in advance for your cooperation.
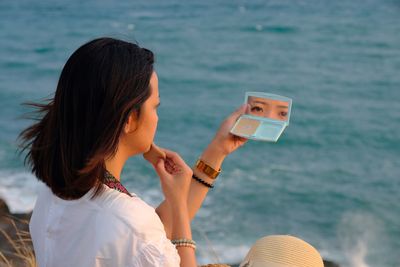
[103,170,133,197]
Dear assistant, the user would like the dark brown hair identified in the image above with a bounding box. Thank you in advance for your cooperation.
[17,37,154,200]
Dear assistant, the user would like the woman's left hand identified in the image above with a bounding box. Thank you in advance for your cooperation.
[209,104,250,156]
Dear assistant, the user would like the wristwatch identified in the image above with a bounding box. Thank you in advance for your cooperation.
[195,159,221,179]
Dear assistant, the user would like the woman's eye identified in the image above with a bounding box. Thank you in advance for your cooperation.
[250,106,263,113]
[279,111,287,117]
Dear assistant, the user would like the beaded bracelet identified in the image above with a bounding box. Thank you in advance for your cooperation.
[175,243,197,250]
[171,238,196,245]
[192,174,214,189]
[172,238,197,250]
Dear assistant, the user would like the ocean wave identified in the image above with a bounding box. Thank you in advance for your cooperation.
[241,25,299,34]
[338,212,386,267]
[0,170,40,213]
[195,242,250,265]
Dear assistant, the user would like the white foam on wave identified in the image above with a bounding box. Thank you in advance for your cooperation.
[195,242,250,265]
[0,170,41,213]
[338,212,384,267]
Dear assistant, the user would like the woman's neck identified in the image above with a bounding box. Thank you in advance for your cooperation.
[105,151,128,182]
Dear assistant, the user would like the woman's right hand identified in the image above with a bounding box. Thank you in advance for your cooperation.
[153,149,193,208]
[153,151,197,267]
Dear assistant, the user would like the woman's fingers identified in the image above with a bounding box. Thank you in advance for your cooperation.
[165,159,173,171]
[153,150,193,205]
[160,148,178,158]
[165,158,180,174]
[152,147,190,176]
[217,104,249,134]
[160,148,187,167]
[229,104,249,121]
[235,103,249,114]
[154,159,169,179]
[215,104,250,136]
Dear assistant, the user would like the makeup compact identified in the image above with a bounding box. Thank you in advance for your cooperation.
[230,92,292,142]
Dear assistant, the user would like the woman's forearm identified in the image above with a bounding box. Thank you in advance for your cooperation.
[187,144,226,220]
[157,105,247,240]
[156,142,226,238]
[170,203,197,267]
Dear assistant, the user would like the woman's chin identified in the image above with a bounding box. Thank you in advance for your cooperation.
[144,144,152,153]
[128,141,153,156]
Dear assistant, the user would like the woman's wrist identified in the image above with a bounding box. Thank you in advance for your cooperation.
[200,140,227,170]
[168,199,189,212]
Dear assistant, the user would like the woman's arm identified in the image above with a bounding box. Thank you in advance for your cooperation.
[156,104,249,239]
[153,152,197,267]
[156,142,225,238]
[170,202,197,267]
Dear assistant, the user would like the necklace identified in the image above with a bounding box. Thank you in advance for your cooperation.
[104,170,133,197]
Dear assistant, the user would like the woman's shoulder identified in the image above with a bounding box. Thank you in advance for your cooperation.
[95,185,166,240]
[33,182,166,241]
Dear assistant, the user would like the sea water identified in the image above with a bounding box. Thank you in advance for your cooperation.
[0,0,399,266]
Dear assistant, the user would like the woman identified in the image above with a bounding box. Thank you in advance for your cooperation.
[18,37,248,267]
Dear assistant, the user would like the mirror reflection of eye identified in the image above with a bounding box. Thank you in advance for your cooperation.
[250,106,264,114]
[279,111,287,118]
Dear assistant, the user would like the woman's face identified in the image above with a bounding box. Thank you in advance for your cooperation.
[247,96,289,121]
[122,71,160,156]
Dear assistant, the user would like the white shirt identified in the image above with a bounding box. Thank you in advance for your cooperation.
[29,182,180,267]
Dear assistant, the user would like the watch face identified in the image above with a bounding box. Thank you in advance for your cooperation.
[230,117,261,136]
[196,160,220,179]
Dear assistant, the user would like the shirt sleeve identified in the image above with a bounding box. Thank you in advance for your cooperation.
[106,190,181,267]
[130,235,180,267]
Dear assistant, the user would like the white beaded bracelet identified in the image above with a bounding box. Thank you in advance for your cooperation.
[171,238,197,250]
[174,243,196,250]
[171,238,196,245]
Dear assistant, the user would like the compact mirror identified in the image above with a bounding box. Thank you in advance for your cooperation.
[230,92,292,142]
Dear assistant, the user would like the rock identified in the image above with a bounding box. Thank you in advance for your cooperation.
[324,259,341,267]
[0,198,10,214]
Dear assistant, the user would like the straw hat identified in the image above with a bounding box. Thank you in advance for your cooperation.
[239,235,324,267]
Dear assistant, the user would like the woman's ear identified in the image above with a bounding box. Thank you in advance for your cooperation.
[124,111,139,134]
